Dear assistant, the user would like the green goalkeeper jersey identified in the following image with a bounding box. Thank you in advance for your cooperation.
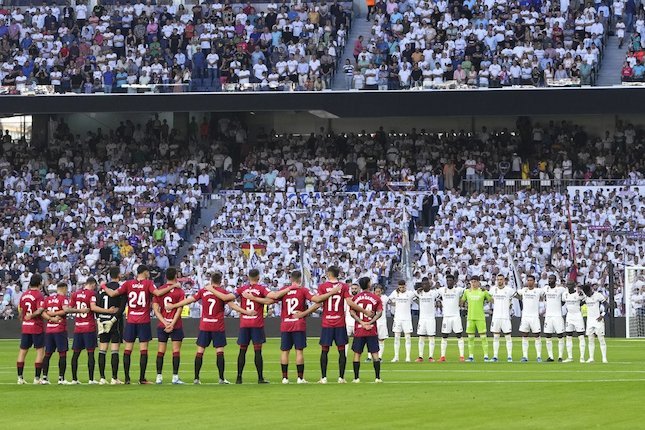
[461,288,492,321]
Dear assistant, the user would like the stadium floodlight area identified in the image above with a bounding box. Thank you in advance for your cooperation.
[625,266,645,338]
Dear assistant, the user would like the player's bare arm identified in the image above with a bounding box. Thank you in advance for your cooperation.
[167,296,196,310]
[267,288,292,300]
[152,282,177,297]
[311,285,342,303]
[346,297,372,316]
[204,285,235,302]
[241,290,274,305]
[228,301,257,316]
[293,303,321,319]
[90,303,118,315]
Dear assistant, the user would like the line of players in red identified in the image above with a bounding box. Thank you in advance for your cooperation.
[16,265,384,385]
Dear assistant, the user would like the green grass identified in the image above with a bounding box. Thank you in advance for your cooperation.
[1,338,643,429]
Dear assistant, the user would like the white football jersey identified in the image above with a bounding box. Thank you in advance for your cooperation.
[388,290,415,321]
[563,291,585,316]
[490,286,515,319]
[517,287,543,318]
[437,286,465,317]
[585,292,606,321]
[542,286,567,317]
[415,289,440,319]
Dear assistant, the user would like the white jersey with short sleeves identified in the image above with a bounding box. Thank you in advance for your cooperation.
[415,289,440,319]
[563,291,585,316]
[517,287,542,318]
[388,290,415,321]
[542,286,567,317]
[585,292,606,321]
[490,286,515,319]
[438,286,465,317]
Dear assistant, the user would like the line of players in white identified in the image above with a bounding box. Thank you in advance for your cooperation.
[361,273,608,364]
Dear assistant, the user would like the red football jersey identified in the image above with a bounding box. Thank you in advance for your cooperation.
[317,281,351,328]
[279,285,314,332]
[235,284,270,328]
[352,291,383,337]
[71,289,98,333]
[193,287,227,332]
[116,279,157,323]
[44,294,69,334]
[153,285,186,329]
[19,289,45,334]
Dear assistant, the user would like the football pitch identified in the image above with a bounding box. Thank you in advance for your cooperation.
[1,338,643,429]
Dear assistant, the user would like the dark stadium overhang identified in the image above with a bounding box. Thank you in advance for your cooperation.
[1,87,645,117]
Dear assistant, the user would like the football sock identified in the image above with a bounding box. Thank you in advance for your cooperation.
[505,335,513,358]
[546,338,553,358]
[393,333,401,359]
[429,337,435,358]
[373,359,381,379]
[522,337,529,357]
[88,351,95,381]
[194,352,203,380]
[71,351,81,380]
[17,361,24,377]
[237,348,247,377]
[216,352,225,379]
[172,352,180,375]
[493,334,500,357]
[139,350,148,381]
[123,349,132,381]
[353,361,360,380]
[418,337,425,357]
[440,338,448,357]
[338,349,346,379]
[59,352,67,379]
[480,336,489,357]
[578,335,586,360]
[42,352,52,378]
[281,364,288,379]
[467,335,475,357]
[296,364,304,379]
[535,338,542,358]
[98,350,107,379]
[404,334,411,360]
[566,336,573,359]
[378,341,384,359]
[598,336,607,361]
[457,338,465,356]
[558,338,565,359]
[111,351,119,379]
[35,362,42,379]
[156,352,164,375]
[588,335,595,361]
[320,349,329,378]
[254,350,264,380]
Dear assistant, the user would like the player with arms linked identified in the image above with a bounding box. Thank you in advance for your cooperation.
[97,267,127,384]
[40,282,71,384]
[350,277,384,383]
[101,265,174,384]
[267,270,320,384]
[311,265,372,384]
[17,274,46,384]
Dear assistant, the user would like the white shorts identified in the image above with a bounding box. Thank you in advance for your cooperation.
[490,318,512,334]
[544,316,565,335]
[441,316,463,334]
[519,317,542,334]
[377,320,389,340]
[346,323,355,338]
[586,320,605,336]
[392,319,413,334]
[417,318,436,336]
[565,315,585,333]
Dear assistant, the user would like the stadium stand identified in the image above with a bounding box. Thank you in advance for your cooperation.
[0,115,641,319]
[0,0,352,93]
[346,0,612,89]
